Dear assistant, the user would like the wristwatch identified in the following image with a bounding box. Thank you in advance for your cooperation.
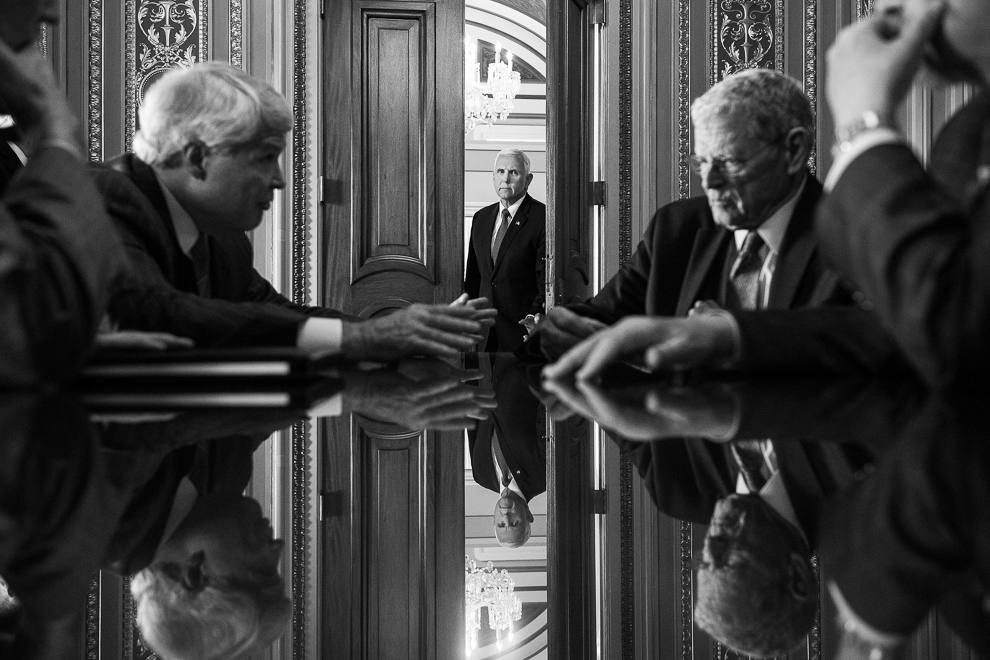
[834,110,897,154]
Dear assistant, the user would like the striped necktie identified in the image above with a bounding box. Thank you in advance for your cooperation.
[189,234,212,297]
[729,231,766,310]
[492,208,511,262]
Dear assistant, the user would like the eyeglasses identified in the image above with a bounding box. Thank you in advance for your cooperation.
[688,140,780,180]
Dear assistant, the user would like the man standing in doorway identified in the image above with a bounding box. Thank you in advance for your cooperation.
[465,148,546,352]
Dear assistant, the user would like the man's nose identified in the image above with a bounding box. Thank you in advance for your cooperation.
[699,163,727,190]
[272,164,286,189]
[704,535,731,569]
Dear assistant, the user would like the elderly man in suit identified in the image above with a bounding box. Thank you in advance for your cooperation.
[465,149,546,352]
[815,0,990,387]
[0,0,121,383]
[97,62,493,360]
[541,69,903,381]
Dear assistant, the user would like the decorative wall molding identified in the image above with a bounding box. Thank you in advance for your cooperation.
[711,0,782,83]
[804,0,818,175]
[290,2,310,657]
[857,0,875,20]
[85,577,99,660]
[229,0,243,66]
[126,2,137,150]
[618,0,634,651]
[88,0,103,162]
[676,0,690,200]
[679,521,693,660]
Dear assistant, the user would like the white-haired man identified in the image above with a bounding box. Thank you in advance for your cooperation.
[541,69,903,381]
[97,61,493,360]
[465,148,546,352]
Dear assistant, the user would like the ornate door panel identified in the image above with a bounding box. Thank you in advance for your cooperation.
[322,0,464,316]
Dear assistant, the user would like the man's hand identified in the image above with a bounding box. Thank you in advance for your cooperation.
[342,303,493,361]
[342,358,496,430]
[542,314,737,382]
[542,378,739,440]
[95,330,195,351]
[534,307,608,360]
[826,2,945,129]
[0,41,79,151]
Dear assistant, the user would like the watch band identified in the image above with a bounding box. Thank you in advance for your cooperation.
[834,110,897,154]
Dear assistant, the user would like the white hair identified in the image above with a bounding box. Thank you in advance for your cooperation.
[691,69,815,146]
[494,148,532,177]
[133,61,293,167]
[130,565,291,660]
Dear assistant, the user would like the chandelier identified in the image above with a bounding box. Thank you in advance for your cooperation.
[465,557,523,656]
[465,37,521,133]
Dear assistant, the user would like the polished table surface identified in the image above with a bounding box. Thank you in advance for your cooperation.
[0,355,985,659]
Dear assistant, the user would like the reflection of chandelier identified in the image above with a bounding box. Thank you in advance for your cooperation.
[464,38,521,133]
[464,557,523,656]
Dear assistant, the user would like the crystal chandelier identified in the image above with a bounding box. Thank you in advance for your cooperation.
[465,37,521,133]
[464,557,523,656]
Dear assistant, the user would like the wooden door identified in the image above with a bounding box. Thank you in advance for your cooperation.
[322,0,464,316]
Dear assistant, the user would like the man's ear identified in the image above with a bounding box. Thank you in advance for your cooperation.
[783,127,812,175]
[182,142,209,180]
[787,551,812,601]
[525,172,534,188]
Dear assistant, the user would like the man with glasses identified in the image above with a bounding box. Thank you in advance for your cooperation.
[537,69,901,379]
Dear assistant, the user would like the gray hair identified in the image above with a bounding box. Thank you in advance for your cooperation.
[133,61,293,167]
[494,148,532,177]
[691,69,815,147]
[130,565,291,660]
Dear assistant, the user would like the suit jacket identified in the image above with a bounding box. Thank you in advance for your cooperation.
[465,195,546,352]
[820,396,990,654]
[817,92,990,385]
[537,174,903,374]
[94,154,357,348]
[622,437,869,547]
[468,354,546,501]
[0,146,121,384]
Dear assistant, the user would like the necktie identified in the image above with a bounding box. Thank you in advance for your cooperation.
[729,231,767,310]
[491,208,511,262]
[730,440,772,493]
[189,234,212,297]
[492,430,512,487]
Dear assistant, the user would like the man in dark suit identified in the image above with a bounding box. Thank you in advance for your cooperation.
[821,395,990,659]
[465,149,546,352]
[0,0,121,384]
[540,69,902,381]
[815,0,990,387]
[99,61,492,360]
[468,354,546,546]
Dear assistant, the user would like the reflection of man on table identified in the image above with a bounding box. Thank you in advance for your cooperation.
[465,149,546,352]
[468,355,545,547]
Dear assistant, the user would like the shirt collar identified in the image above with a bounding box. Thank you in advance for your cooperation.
[500,193,527,219]
[733,175,807,254]
[159,178,202,256]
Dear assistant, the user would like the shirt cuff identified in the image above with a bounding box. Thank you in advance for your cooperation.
[828,581,906,648]
[825,128,902,192]
[297,317,343,354]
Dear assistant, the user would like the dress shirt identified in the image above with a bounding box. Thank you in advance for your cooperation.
[824,127,903,192]
[160,183,343,354]
[731,176,806,310]
[733,440,808,548]
[712,176,807,364]
[491,194,528,253]
[492,440,526,501]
